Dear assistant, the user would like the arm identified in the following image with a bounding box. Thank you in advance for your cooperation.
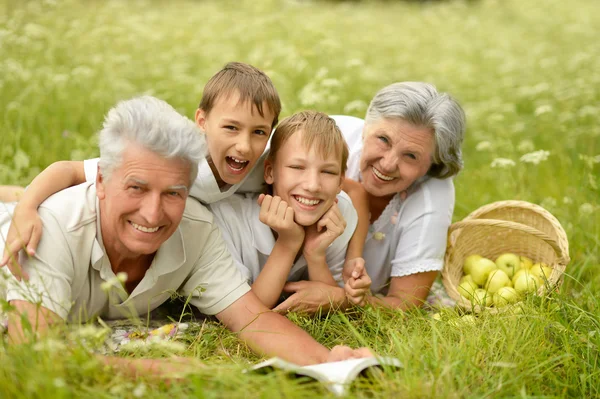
[252,194,305,308]
[366,271,438,310]
[0,160,87,275]
[0,185,25,202]
[341,178,369,261]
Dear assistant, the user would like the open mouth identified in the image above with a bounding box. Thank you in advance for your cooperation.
[226,156,250,173]
[292,195,322,209]
[372,166,395,182]
[129,221,160,233]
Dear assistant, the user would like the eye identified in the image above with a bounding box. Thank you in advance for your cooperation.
[404,153,417,160]
[288,165,304,170]
[254,129,267,136]
[322,170,339,175]
[377,136,389,144]
[167,191,181,197]
[129,185,142,191]
[224,125,237,131]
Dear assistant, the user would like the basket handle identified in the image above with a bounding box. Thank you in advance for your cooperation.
[448,218,566,261]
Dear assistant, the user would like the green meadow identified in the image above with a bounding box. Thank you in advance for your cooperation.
[1,0,599,397]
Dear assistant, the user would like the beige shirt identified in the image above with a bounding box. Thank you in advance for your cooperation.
[1,182,250,322]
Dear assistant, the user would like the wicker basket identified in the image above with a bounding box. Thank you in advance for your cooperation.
[442,200,570,310]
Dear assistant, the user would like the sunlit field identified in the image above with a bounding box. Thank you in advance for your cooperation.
[1,0,599,397]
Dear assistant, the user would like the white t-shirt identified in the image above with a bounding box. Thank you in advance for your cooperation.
[331,115,455,295]
[209,191,358,287]
[83,152,268,205]
[1,183,251,321]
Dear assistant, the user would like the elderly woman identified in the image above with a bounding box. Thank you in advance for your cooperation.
[332,82,466,310]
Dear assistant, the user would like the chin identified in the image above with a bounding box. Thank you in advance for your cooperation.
[294,214,320,227]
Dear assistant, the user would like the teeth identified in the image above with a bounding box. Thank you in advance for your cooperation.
[131,222,159,233]
[294,196,321,206]
[373,167,394,181]
[229,156,248,164]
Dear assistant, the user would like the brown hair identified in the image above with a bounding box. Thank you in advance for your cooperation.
[199,62,281,128]
[268,111,349,175]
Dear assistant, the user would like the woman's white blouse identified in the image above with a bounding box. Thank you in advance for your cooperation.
[331,115,455,295]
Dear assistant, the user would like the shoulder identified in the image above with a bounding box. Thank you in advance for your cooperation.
[209,193,256,218]
[38,182,97,232]
[330,115,365,134]
[181,196,215,224]
[336,190,357,220]
[402,177,455,218]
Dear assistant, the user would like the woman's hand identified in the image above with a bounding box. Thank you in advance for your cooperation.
[302,202,346,262]
[1,204,44,281]
[273,281,345,314]
[258,194,304,251]
[342,258,372,306]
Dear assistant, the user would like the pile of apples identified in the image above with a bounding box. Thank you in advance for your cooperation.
[458,253,553,307]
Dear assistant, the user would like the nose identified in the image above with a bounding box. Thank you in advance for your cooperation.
[380,152,399,173]
[139,192,163,226]
[304,170,322,193]
[235,132,251,156]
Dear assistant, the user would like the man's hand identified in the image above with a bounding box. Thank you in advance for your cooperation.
[327,345,374,362]
[302,202,346,262]
[1,204,43,281]
[342,258,372,306]
[257,194,304,251]
[273,281,345,315]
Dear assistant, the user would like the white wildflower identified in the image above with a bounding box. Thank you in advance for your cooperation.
[343,100,367,114]
[491,158,516,168]
[579,203,595,215]
[534,105,553,116]
[476,141,492,151]
[321,78,341,88]
[578,105,598,118]
[517,139,535,153]
[562,197,573,204]
[346,58,363,67]
[33,339,67,353]
[520,150,550,165]
[53,378,66,388]
[133,383,146,398]
[540,197,557,209]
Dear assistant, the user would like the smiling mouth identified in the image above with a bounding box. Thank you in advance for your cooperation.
[372,166,395,182]
[226,156,250,172]
[129,221,160,233]
[293,195,322,209]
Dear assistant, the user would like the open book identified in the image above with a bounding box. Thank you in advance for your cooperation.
[247,356,402,396]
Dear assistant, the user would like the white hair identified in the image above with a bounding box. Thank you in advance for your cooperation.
[98,96,205,185]
[365,82,466,179]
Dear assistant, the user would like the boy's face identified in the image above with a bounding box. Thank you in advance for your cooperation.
[195,91,274,187]
[264,130,343,227]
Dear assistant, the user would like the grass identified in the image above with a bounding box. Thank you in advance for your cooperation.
[1,0,599,397]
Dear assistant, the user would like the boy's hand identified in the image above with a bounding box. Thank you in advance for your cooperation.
[303,202,346,261]
[342,258,372,306]
[1,204,43,281]
[258,194,304,250]
[273,280,344,314]
[327,345,374,362]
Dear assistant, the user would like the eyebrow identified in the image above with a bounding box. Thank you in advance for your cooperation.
[222,118,270,131]
[289,158,341,169]
[125,178,188,192]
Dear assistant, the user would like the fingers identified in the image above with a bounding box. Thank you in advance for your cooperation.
[351,258,365,279]
[281,281,306,293]
[273,294,298,313]
[1,240,30,281]
[257,193,265,206]
[27,224,41,255]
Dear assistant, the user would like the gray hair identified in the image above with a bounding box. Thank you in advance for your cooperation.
[364,82,466,179]
[98,96,205,186]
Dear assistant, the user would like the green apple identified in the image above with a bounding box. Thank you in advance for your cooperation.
[530,263,552,282]
[514,273,540,295]
[460,315,477,324]
[472,288,492,307]
[431,312,442,321]
[495,253,521,278]
[460,274,477,287]
[493,287,520,307]
[485,269,512,294]
[520,256,534,269]
[470,257,497,286]
[511,268,529,285]
[458,280,478,299]
[463,254,482,275]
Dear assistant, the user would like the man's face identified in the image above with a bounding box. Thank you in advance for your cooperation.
[264,130,343,227]
[96,143,191,260]
[195,91,274,187]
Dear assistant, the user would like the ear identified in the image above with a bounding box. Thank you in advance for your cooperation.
[263,158,274,185]
[195,108,207,130]
[96,165,106,200]
[337,175,344,194]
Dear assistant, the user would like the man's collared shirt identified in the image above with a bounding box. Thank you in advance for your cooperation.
[1,182,250,322]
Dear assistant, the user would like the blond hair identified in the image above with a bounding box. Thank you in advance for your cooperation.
[268,111,348,175]
[199,62,281,128]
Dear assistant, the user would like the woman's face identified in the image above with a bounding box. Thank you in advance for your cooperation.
[360,117,435,198]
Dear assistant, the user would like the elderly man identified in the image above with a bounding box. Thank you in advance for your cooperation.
[0,96,369,375]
